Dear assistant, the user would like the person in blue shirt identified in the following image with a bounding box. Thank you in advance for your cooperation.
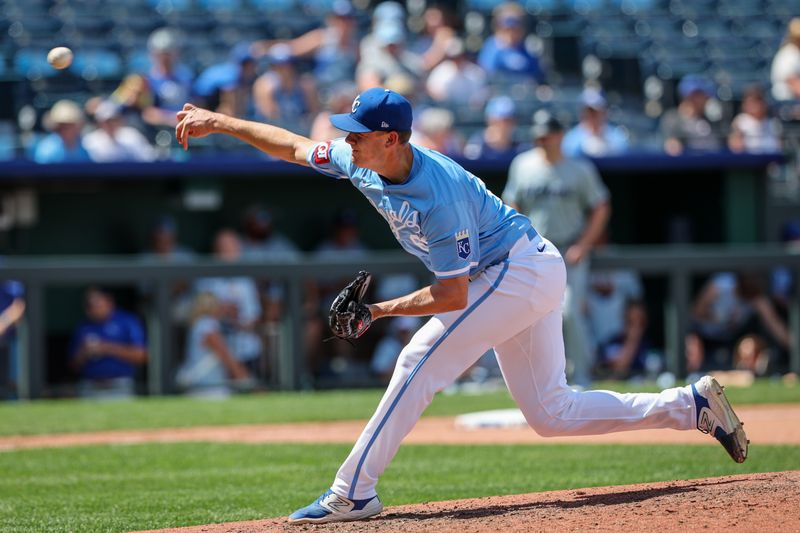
[193,42,259,120]
[463,95,527,161]
[0,280,25,399]
[477,2,545,84]
[176,87,749,524]
[70,287,147,399]
[562,88,630,158]
[142,28,195,128]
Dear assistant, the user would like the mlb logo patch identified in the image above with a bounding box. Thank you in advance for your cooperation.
[314,141,331,165]
[455,229,471,259]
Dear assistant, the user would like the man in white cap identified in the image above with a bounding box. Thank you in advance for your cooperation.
[33,100,91,164]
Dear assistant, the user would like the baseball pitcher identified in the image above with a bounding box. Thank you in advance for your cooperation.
[175,87,748,525]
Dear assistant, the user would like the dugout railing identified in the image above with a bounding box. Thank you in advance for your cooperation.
[1,246,798,400]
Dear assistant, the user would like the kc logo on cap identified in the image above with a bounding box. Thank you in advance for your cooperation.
[330,87,413,134]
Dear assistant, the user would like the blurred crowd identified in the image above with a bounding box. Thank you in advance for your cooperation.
[2,0,800,399]
[2,204,797,400]
[8,1,800,164]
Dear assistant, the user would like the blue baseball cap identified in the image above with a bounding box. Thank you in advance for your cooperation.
[485,95,516,119]
[330,0,354,17]
[678,75,714,98]
[330,87,413,133]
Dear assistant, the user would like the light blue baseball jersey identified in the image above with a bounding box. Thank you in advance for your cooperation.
[307,138,533,279]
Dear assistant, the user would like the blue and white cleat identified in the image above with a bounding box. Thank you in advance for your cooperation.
[692,376,749,463]
[287,489,383,524]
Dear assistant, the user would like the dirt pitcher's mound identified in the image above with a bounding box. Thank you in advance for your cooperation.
[137,471,800,533]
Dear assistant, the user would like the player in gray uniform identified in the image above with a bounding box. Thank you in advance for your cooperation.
[504,113,610,387]
[175,88,748,525]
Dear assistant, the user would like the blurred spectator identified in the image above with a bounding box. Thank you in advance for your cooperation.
[253,44,319,136]
[195,229,264,374]
[0,280,25,399]
[412,107,463,157]
[241,205,300,262]
[84,100,157,162]
[426,37,489,108]
[686,272,791,377]
[771,220,800,317]
[240,205,301,326]
[771,18,800,102]
[356,20,423,91]
[310,82,359,140]
[110,74,153,131]
[370,316,421,382]
[315,209,369,260]
[660,75,721,155]
[138,215,195,323]
[33,100,91,164]
[193,42,259,119]
[70,287,147,399]
[464,96,524,161]
[176,292,253,397]
[586,233,649,379]
[409,5,458,71]
[254,0,359,90]
[139,215,195,263]
[142,27,194,128]
[477,2,544,84]
[359,1,406,66]
[310,210,371,379]
[728,85,782,154]
[503,113,611,386]
[562,88,629,158]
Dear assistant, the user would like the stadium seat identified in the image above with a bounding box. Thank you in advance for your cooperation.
[524,0,569,15]
[615,0,660,15]
[125,50,152,74]
[686,18,731,40]
[197,0,243,13]
[301,0,337,14]
[566,0,607,15]
[249,0,296,13]
[70,50,124,81]
[13,49,60,79]
[148,0,193,13]
[733,19,778,40]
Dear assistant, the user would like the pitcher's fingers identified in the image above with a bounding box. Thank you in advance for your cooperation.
[176,119,188,150]
[175,118,184,144]
[182,103,195,111]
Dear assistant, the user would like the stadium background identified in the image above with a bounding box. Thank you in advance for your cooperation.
[0,0,798,399]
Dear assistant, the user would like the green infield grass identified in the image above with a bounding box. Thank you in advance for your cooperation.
[1,442,797,533]
[0,378,797,437]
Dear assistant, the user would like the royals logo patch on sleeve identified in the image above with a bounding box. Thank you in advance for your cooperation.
[455,229,471,259]
[314,141,331,165]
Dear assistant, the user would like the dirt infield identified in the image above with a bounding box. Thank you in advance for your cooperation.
[7,404,797,532]
[135,471,800,533]
[2,404,799,451]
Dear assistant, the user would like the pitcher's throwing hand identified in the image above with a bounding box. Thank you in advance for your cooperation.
[175,104,217,150]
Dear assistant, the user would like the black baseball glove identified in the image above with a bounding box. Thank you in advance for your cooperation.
[328,270,373,340]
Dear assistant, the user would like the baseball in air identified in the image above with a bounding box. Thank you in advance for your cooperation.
[47,47,73,69]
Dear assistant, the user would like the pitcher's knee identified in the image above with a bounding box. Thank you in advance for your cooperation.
[528,417,568,437]
[524,390,578,437]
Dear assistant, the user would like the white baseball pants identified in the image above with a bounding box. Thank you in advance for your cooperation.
[331,234,696,500]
